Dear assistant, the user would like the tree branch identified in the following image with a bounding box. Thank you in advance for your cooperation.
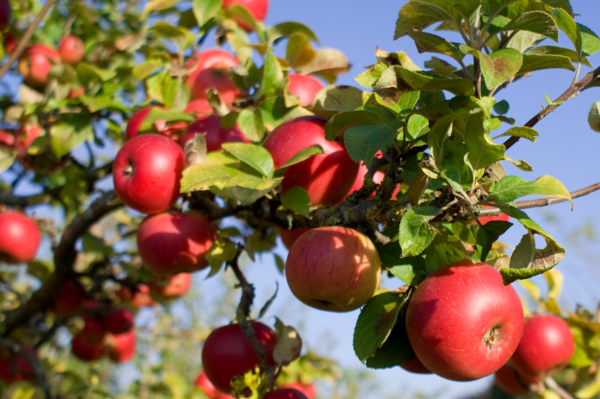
[3,191,121,335]
[544,376,575,399]
[0,337,52,399]
[504,66,600,150]
[0,0,56,82]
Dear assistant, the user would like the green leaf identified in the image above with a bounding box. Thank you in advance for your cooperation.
[258,49,284,99]
[494,126,539,142]
[398,206,440,257]
[276,145,324,171]
[222,143,274,178]
[489,175,572,208]
[355,63,388,88]
[407,31,463,61]
[393,66,475,96]
[0,147,15,173]
[227,177,283,205]
[504,155,534,172]
[140,109,195,131]
[206,239,237,275]
[578,24,600,57]
[588,101,600,132]
[180,164,241,192]
[379,242,427,285]
[324,111,383,141]
[270,22,319,44]
[237,109,265,142]
[142,0,181,18]
[193,0,222,27]
[397,91,420,111]
[132,60,163,80]
[551,8,582,60]
[500,11,559,41]
[439,141,473,197]
[518,54,575,74]
[306,85,364,119]
[164,80,191,111]
[476,221,513,262]
[406,114,430,140]
[527,45,592,68]
[365,321,413,369]
[493,100,510,115]
[507,31,547,53]
[76,63,116,85]
[424,243,469,274]
[394,2,451,40]
[345,125,397,167]
[226,3,261,33]
[50,115,93,158]
[480,49,523,90]
[150,22,195,49]
[428,115,454,163]
[280,187,311,218]
[465,111,506,172]
[353,292,404,362]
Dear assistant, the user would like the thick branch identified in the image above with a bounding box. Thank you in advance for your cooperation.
[504,66,600,150]
[3,191,121,335]
[0,0,56,82]
[0,337,52,398]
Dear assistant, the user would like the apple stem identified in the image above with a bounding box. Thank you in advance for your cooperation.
[545,376,575,399]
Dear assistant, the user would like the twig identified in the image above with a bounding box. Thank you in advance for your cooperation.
[0,0,56,82]
[544,376,575,399]
[504,66,600,150]
[35,319,64,349]
[228,250,276,390]
[0,337,53,399]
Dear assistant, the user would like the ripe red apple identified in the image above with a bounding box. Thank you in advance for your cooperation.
[137,212,217,276]
[287,74,323,106]
[103,308,134,334]
[116,284,154,308]
[18,44,61,88]
[278,227,311,250]
[71,332,105,361]
[58,36,85,64]
[264,388,309,399]
[0,346,36,383]
[0,129,14,148]
[222,0,269,31]
[149,273,192,298]
[68,86,84,99]
[14,124,43,167]
[477,205,510,225]
[263,116,359,206]
[185,50,240,102]
[280,382,316,399]
[81,319,106,344]
[180,115,250,151]
[202,322,278,394]
[113,134,185,214]
[510,314,575,379]
[349,167,399,200]
[185,99,213,115]
[495,364,538,396]
[48,279,88,317]
[406,261,524,381]
[0,0,11,31]
[0,211,41,264]
[285,226,381,312]
[107,330,136,363]
[3,32,17,54]
[195,371,234,399]
[400,355,431,374]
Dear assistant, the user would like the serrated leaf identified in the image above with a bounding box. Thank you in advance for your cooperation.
[507,31,547,53]
[428,115,454,163]
[406,114,429,140]
[465,111,505,172]
[495,126,539,142]
[518,54,575,74]
[551,8,582,60]
[50,115,93,158]
[399,206,440,257]
[276,145,324,170]
[439,141,473,197]
[489,175,572,208]
[180,164,240,192]
[140,109,194,131]
[476,221,513,262]
[500,11,559,41]
[295,48,350,76]
[307,85,364,119]
[193,0,222,27]
[579,23,600,57]
[258,49,284,99]
[407,31,463,61]
[222,143,274,178]
[480,49,523,90]
[237,109,265,142]
[527,45,592,68]
[324,111,383,141]
[345,125,397,167]
[393,66,475,96]
[394,2,451,40]
[280,187,311,218]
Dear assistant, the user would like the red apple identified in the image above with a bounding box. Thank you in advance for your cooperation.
[0,129,14,148]
[14,124,43,166]
[103,308,134,334]
[477,205,510,225]
[185,99,213,115]
[180,115,250,151]
[107,330,136,363]
[285,226,381,312]
[71,332,105,361]
[81,319,106,344]
[3,32,17,54]
[185,50,240,102]
[263,116,359,206]
[400,355,431,374]
[406,261,524,381]
[202,322,278,394]
[0,211,41,264]
[116,284,155,308]
[0,0,11,31]
[137,212,217,276]
[113,134,185,214]
[48,279,88,317]
[18,44,60,88]
[510,314,575,379]
[264,388,309,399]
[68,86,84,99]
[288,74,323,106]
[495,364,538,396]
[58,36,85,64]
[124,107,178,141]
[195,371,234,399]
[349,166,399,200]
[280,382,316,399]
[278,228,311,250]
[222,0,269,31]
[0,346,36,383]
[149,273,192,298]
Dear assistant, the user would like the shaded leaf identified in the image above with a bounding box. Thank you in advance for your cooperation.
[280,187,311,218]
[399,206,440,257]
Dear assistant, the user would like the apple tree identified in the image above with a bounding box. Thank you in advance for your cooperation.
[1,0,600,398]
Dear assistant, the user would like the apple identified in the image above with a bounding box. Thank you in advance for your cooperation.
[107,330,136,363]
[195,371,234,399]
[103,308,134,334]
[0,211,41,264]
[285,226,381,312]
[180,115,250,152]
[14,124,43,166]
[495,364,538,396]
[18,44,61,88]
[280,382,316,399]
[510,314,575,379]
[222,0,269,31]
[137,212,217,276]
[3,32,17,54]
[0,129,14,148]
[264,388,309,399]
[0,0,11,31]
[477,205,510,225]
[125,107,174,141]
[278,227,311,250]
[185,99,213,115]
[81,319,106,344]
[48,279,88,317]
[349,167,399,200]
[71,332,105,361]
[116,284,155,308]
[113,134,185,214]
[400,355,431,374]
[287,74,323,106]
[0,346,36,383]
[58,36,85,64]
[406,261,524,381]
[68,86,84,99]
[263,116,359,206]
[149,273,192,298]
[202,322,278,394]
[185,50,240,102]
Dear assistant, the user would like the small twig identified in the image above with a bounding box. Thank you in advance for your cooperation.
[35,319,64,349]
[0,337,53,399]
[544,376,575,399]
[0,0,56,82]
